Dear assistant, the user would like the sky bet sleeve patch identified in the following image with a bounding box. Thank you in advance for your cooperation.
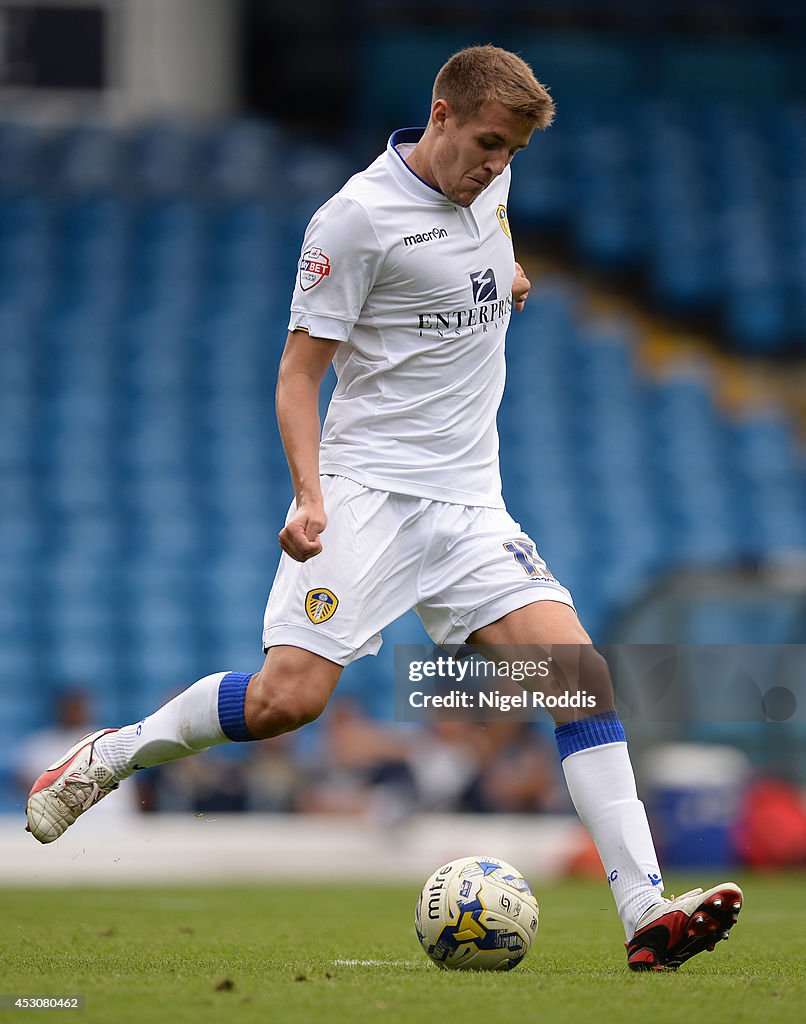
[298,247,332,291]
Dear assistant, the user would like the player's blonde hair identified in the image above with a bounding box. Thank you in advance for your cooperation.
[433,45,555,129]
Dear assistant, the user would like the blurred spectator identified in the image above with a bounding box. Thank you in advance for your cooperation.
[294,699,416,821]
[407,719,487,813]
[408,719,570,814]
[243,732,307,812]
[287,699,569,820]
[461,721,571,814]
[140,745,251,815]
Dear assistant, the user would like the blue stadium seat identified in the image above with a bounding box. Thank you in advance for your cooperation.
[508,97,806,351]
[47,124,120,195]
[0,121,43,194]
[123,121,201,196]
[203,119,281,198]
[0,112,803,746]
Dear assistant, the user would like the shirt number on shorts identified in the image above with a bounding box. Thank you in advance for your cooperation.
[503,539,550,580]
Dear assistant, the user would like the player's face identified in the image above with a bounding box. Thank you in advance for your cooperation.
[430,100,534,207]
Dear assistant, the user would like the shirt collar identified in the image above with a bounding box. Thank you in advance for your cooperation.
[386,128,453,205]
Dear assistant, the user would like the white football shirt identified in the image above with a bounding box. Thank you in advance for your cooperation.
[288,128,518,508]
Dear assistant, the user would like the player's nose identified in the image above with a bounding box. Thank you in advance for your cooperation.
[482,154,508,178]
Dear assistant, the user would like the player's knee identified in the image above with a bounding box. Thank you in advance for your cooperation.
[549,642,615,714]
[580,645,614,704]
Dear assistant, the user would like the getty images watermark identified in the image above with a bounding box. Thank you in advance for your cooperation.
[405,654,597,713]
[393,644,805,723]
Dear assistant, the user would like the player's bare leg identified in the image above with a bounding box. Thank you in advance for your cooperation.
[469,600,742,969]
[244,646,342,738]
[468,600,614,717]
[26,648,342,843]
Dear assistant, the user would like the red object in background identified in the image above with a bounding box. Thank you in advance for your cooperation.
[734,779,806,869]
[564,829,604,880]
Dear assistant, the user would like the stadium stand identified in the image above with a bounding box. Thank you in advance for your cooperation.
[352,16,806,355]
[510,98,806,354]
[1,109,805,811]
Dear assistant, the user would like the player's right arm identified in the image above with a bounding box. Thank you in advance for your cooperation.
[278,194,381,561]
[276,329,340,562]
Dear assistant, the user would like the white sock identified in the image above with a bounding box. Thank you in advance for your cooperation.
[95,671,253,779]
[562,741,665,937]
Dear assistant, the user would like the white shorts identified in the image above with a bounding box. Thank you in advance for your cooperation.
[262,475,575,665]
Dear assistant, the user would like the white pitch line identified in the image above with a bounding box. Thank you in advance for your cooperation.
[332,959,422,968]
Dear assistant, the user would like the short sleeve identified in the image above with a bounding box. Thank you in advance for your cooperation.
[288,195,382,342]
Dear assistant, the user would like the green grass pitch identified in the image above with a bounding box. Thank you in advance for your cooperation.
[1,875,803,1024]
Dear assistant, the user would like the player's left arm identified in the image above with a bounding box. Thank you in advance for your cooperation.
[512,261,531,312]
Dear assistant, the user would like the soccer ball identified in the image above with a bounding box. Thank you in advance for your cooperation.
[415,855,539,970]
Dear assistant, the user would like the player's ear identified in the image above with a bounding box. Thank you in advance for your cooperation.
[432,99,449,132]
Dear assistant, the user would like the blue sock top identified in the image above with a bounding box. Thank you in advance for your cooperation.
[218,671,256,742]
[554,711,625,761]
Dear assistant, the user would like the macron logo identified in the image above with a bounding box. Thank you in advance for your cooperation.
[403,227,448,247]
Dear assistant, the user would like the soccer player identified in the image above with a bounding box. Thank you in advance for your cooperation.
[26,45,742,970]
